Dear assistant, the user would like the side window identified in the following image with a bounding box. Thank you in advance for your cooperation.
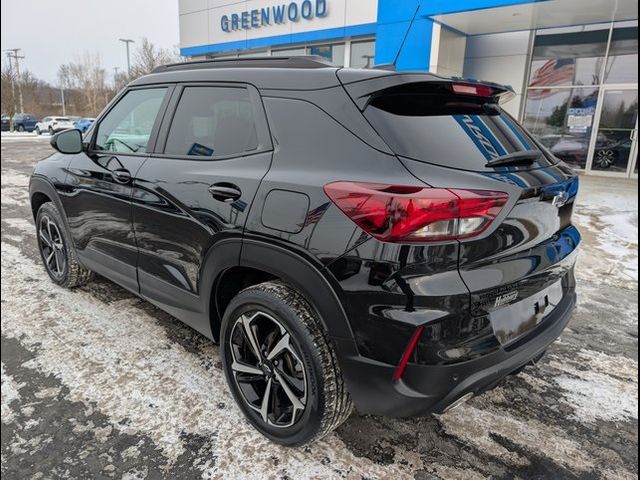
[94,88,167,154]
[164,86,258,158]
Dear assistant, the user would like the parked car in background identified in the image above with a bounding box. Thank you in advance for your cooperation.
[12,113,39,132]
[1,114,10,131]
[74,117,96,133]
[35,116,75,135]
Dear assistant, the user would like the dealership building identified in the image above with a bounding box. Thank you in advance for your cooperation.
[179,0,638,178]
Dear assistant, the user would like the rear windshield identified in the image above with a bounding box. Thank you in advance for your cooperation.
[364,88,556,171]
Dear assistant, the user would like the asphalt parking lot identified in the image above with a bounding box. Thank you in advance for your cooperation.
[1,133,638,479]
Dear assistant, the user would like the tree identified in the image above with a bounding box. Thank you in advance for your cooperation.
[1,61,17,119]
[130,38,176,78]
[58,53,108,116]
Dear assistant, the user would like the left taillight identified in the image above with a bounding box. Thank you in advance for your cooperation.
[323,181,509,243]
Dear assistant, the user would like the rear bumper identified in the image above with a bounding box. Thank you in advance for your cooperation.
[337,288,576,417]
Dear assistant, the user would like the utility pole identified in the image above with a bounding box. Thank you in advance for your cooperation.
[60,84,66,116]
[6,48,25,113]
[112,66,120,87]
[119,39,134,77]
[4,52,17,122]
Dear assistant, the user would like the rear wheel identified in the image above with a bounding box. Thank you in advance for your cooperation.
[220,281,352,446]
[17,124,25,132]
[36,202,93,288]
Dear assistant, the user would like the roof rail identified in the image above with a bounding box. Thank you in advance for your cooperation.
[152,55,335,73]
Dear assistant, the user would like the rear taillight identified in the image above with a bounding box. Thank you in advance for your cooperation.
[323,182,509,243]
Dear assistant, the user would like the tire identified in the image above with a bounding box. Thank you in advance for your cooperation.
[36,202,93,288]
[17,124,25,132]
[48,126,53,136]
[35,127,41,135]
[220,281,352,446]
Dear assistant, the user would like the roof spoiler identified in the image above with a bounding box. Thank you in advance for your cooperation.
[338,72,516,110]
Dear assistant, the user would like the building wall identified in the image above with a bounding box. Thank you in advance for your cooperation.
[179,0,378,56]
[463,31,533,117]
[429,24,467,77]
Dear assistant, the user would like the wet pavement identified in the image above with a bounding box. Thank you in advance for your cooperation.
[1,134,638,479]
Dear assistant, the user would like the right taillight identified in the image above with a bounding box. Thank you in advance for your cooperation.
[323,182,509,243]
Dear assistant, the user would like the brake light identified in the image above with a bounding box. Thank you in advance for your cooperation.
[393,325,425,382]
[323,182,508,243]
[452,82,494,97]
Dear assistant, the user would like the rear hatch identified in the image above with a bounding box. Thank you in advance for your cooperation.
[340,72,581,345]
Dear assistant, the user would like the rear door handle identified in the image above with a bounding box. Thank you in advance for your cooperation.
[208,183,242,203]
[112,168,131,184]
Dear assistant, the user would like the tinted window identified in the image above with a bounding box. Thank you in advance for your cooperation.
[364,85,555,171]
[164,86,258,157]
[95,88,167,154]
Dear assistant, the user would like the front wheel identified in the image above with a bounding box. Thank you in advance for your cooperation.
[36,202,93,288]
[17,124,25,132]
[220,281,352,446]
[48,126,53,136]
[35,127,41,135]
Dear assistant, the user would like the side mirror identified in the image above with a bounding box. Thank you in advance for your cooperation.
[51,129,83,154]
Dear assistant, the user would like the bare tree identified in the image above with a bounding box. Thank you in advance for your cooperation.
[58,53,108,116]
[130,38,176,78]
[1,61,17,119]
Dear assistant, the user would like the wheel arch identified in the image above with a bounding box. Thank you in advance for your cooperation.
[207,237,355,344]
[29,176,69,226]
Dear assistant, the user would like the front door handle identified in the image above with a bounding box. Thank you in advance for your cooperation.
[208,183,242,203]
[112,168,131,184]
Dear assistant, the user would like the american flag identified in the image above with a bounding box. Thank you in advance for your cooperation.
[300,202,330,228]
[528,58,575,99]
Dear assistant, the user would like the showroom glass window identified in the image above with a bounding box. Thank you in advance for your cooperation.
[308,43,345,66]
[528,25,610,87]
[164,86,258,158]
[350,40,376,68]
[523,87,599,170]
[604,21,638,84]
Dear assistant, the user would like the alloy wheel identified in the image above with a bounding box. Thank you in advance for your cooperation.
[595,149,615,168]
[38,215,66,279]
[229,310,308,428]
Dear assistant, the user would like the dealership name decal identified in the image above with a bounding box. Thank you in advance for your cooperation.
[221,0,328,32]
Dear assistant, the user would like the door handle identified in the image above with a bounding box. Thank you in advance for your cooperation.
[112,168,132,184]
[208,183,242,203]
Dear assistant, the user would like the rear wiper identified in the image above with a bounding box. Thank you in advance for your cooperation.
[485,150,542,168]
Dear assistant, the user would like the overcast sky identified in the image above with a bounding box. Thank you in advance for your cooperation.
[1,0,180,84]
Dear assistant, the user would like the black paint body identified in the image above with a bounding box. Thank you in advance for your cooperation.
[30,60,580,416]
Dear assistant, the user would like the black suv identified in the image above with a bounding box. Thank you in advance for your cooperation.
[29,57,580,446]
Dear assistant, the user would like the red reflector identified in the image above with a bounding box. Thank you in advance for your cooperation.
[393,325,425,382]
[323,182,508,243]
[452,82,494,97]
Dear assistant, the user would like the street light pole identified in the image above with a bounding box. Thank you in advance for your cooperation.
[119,39,134,77]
